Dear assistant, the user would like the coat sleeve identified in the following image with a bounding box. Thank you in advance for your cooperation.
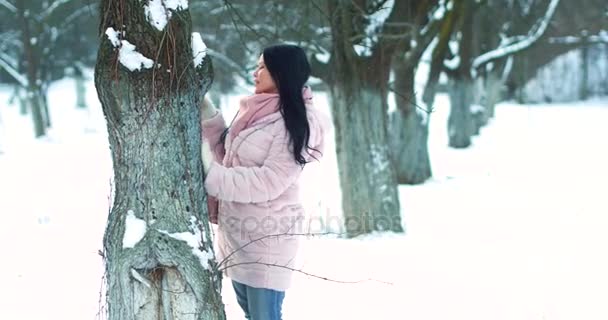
[201,112,227,161]
[204,128,304,203]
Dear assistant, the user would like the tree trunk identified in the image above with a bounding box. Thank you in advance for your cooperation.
[389,60,431,185]
[483,68,503,120]
[447,78,474,148]
[18,86,28,115]
[40,85,51,128]
[17,0,45,137]
[95,1,224,319]
[76,74,88,109]
[324,0,406,237]
[579,43,589,100]
[27,88,45,137]
[447,0,475,148]
[328,83,404,237]
[75,65,88,109]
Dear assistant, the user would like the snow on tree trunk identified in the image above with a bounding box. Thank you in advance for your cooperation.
[95,1,224,319]
[328,85,404,237]
[447,78,474,148]
[324,0,407,237]
[389,61,431,185]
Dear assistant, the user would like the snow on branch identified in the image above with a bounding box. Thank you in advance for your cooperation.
[41,0,73,19]
[0,52,27,86]
[354,0,395,57]
[0,0,16,13]
[472,0,561,70]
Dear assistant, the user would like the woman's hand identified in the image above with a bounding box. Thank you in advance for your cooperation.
[200,95,218,119]
[201,140,214,173]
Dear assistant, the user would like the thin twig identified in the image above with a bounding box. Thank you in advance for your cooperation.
[220,261,393,285]
[217,231,341,268]
[387,84,434,114]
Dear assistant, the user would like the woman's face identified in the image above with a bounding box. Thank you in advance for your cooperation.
[253,55,277,94]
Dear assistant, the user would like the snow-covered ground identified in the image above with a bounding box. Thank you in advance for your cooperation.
[0,77,607,320]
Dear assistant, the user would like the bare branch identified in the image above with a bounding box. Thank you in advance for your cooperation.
[217,231,341,269]
[206,48,252,84]
[472,0,561,70]
[0,0,16,13]
[41,0,73,19]
[220,261,393,285]
[222,0,270,53]
[388,84,433,114]
[0,53,27,86]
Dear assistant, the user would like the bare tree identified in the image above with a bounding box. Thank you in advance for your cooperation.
[389,0,445,185]
[95,1,224,319]
[309,0,410,237]
[0,0,98,137]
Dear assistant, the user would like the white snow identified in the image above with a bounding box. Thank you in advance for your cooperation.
[314,50,330,64]
[145,0,189,31]
[191,32,207,67]
[1,74,608,320]
[104,28,155,71]
[105,27,120,47]
[444,55,460,70]
[158,216,213,270]
[472,0,561,70]
[354,0,395,57]
[433,4,446,20]
[145,0,169,31]
[164,0,188,10]
[118,40,154,71]
[123,210,147,248]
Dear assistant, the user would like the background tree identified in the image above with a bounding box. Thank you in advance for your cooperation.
[0,0,98,137]
[388,0,445,185]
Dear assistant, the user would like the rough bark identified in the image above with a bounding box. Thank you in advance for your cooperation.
[389,60,431,185]
[325,0,405,237]
[95,1,224,319]
[328,82,403,237]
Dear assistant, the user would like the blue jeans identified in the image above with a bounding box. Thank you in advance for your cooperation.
[232,280,285,320]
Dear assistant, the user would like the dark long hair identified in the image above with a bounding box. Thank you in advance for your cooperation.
[264,44,317,165]
[220,44,318,165]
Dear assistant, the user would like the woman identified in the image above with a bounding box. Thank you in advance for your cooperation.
[200,44,329,320]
